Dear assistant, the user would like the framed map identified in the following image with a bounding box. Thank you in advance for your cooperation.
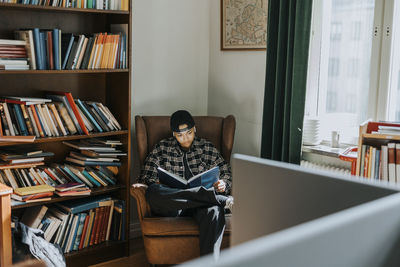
[221,0,268,50]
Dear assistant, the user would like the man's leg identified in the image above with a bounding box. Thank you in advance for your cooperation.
[192,205,226,259]
[145,184,226,216]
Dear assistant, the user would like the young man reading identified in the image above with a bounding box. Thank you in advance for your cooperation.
[138,110,233,259]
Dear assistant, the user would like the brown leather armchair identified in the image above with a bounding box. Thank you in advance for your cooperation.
[131,115,236,265]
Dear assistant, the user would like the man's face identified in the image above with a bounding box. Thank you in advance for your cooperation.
[173,124,195,149]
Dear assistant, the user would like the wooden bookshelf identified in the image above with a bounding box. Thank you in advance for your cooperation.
[356,121,400,177]
[0,1,131,266]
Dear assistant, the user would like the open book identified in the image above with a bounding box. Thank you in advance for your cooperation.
[157,166,219,189]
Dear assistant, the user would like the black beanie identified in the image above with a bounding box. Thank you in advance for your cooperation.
[170,110,195,132]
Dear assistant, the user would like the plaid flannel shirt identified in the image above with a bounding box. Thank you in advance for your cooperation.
[138,136,232,195]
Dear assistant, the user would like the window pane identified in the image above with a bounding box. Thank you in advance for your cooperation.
[387,2,400,121]
[306,0,375,144]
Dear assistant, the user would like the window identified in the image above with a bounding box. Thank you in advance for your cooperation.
[331,22,342,40]
[328,58,340,76]
[347,58,359,77]
[350,21,362,40]
[305,0,399,145]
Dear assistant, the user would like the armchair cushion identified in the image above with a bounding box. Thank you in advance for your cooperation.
[130,183,151,220]
[142,215,232,237]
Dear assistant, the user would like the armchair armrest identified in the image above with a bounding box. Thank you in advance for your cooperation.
[130,183,151,221]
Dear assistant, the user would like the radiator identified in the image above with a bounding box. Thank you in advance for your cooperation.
[301,160,352,176]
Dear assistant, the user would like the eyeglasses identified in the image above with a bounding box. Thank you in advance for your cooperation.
[173,127,195,139]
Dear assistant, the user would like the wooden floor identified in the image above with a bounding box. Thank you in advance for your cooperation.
[90,237,150,267]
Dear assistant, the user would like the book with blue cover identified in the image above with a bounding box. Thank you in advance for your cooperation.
[157,166,219,189]
[56,195,111,214]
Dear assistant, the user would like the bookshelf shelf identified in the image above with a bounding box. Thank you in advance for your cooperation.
[0,69,129,75]
[0,130,129,147]
[0,3,129,14]
[362,133,400,141]
[65,240,128,266]
[0,0,131,265]
[12,184,125,210]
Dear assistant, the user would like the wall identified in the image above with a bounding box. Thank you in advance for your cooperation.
[132,0,210,117]
[207,0,266,157]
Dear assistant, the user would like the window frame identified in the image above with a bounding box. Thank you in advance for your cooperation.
[305,0,397,145]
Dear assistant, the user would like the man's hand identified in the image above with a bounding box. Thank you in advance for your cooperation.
[213,179,226,193]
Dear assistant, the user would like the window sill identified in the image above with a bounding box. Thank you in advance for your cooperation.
[302,144,353,170]
[302,144,347,158]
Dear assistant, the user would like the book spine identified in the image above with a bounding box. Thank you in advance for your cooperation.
[5,103,21,136]
[26,105,40,137]
[89,207,100,246]
[396,144,400,183]
[94,206,105,244]
[36,104,52,137]
[83,210,94,248]
[82,170,101,187]
[76,99,102,132]
[30,105,45,137]
[73,213,87,251]
[62,35,74,70]
[65,93,89,135]
[12,104,27,135]
[78,214,90,250]
[46,31,54,70]
[32,28,43,70]
[388,143,396,183]
[49,103,67,135]
[0,103,10,136]
[20,104,34,136]
[53,29,60,70]
[39,31,47,70]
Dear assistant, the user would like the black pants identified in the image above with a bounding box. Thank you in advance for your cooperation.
[145,184,228,258]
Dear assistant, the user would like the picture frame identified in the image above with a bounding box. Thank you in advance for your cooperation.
[221,0,268,50]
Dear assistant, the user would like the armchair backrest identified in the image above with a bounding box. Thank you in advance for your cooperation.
[135,115,236,166]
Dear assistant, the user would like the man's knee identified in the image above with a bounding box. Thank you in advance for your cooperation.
[145,183,162,203]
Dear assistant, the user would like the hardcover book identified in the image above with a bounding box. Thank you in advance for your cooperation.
[157,166,219,189]
[14,184,55,196]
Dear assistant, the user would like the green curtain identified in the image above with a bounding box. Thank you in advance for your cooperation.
[260,0,313,164]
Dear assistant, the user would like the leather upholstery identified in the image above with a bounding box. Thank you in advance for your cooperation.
[131,115,236,264]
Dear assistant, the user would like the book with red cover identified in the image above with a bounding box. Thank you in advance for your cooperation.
[46,31,54,70]
[100,206,110,242]
[51,92,89,135]
[89,207,100,246]
[78,214,90,250]
[94,206,105,245]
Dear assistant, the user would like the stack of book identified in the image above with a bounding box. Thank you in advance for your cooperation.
[372,125,400,136]
[0,93,121,138]
[1,161,119,193]
[55,182,91,197]
[9,26,127,71]
[0,39,30,70]
[1,0,129,11]
[63,139,126,167]
[12,184,55,203]
[20,197,126,251]
[0,149,54,189]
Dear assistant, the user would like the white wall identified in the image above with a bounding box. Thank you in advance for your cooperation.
[208,1,266,157]
[132,0,210,117]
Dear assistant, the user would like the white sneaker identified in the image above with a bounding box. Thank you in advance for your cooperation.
[224,196,234,212]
